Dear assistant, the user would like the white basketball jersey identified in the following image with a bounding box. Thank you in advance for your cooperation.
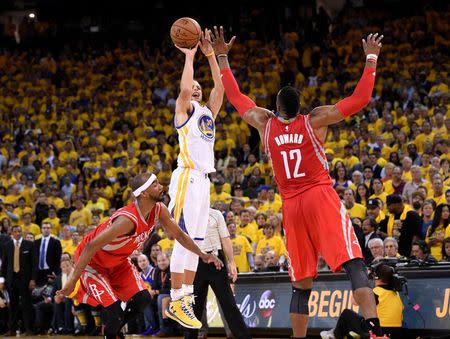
[175,101,216,173]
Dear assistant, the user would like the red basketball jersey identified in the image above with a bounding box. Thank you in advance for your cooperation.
[75,202,161,268]
[264,114,332,200]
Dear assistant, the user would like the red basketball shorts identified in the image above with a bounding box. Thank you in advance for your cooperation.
[283,185,362,282]
[74,259,146,307]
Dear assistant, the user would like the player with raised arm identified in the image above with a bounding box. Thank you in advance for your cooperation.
[208,27,386,339]
[57,173,222,339]
[166,29,225,329]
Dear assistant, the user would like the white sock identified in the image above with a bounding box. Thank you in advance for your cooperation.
[182,284,194,296]
[170,288,184,301]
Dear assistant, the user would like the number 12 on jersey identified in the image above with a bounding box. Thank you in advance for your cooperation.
[280,149,305,179]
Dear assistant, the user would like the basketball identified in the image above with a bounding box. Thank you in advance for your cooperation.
[170,17,201,49]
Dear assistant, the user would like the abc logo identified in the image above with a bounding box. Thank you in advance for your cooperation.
[258,290,276,318]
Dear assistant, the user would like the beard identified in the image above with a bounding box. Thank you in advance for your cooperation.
[153,192,164,202]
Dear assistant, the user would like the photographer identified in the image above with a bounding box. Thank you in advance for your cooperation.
[320,263,403,339]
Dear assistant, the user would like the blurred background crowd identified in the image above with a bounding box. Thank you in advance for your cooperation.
[0,0,448,336]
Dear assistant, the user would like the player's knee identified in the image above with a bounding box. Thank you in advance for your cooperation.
[290,287,311,315]
[292,277,313,290]
[343,258,371,291]
[132,290,152,312]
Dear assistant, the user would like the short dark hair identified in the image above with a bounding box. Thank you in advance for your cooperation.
[278,86,300,118]
[363,217,378,231]
[374,264,394,285]
[130,173,152,192]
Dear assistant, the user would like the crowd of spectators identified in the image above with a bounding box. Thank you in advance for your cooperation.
[0,2,449,336]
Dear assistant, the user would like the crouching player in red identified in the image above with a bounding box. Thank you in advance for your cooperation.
[207,27,386,339]
[56,173,222,339]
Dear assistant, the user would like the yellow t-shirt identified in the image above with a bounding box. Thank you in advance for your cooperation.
[346,203,367,219]
[259,200,282,214]
[373,286,403,327]
[210,191,232,204]
[369,192,388,212]
[231,235,253,273]
[21,223,41,236]
[383,180,395,195]
[425,224,446,261]
[158,238,175,256]
[255,235,286,257]
[236,222,258,244]
[342,155,360,170]
[48,197,65,210]
[69,209,93,227]
[60,238,76,256]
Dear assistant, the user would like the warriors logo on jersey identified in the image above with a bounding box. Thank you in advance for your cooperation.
[198,114,215,141]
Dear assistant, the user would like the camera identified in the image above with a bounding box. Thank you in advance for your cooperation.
[369,260,407,292]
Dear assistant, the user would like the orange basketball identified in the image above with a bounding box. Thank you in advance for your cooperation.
[170,17,201,49]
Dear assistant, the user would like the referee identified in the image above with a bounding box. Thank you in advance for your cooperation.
[184,208,251,339]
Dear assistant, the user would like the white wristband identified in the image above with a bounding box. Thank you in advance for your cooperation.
[366,54,378,61]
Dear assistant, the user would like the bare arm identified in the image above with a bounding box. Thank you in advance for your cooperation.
[200,30,224,118]
[175,44,198,126]
[243,107,275,143]
[221,236,237,282]
[309,33,383,130]
[57,216,135,296]
[210,26,272,136]
[159,205,223,269]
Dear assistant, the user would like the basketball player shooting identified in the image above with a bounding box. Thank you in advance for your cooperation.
[165,28,225,329]
[56,173,222,339]
[207,27,385,338]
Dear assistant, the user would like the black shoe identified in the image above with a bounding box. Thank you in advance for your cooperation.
[74,328,86,336]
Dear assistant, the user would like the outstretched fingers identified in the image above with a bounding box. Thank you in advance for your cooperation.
[375,34,384,46]
[214,26,220,40]
[228,35,236,49]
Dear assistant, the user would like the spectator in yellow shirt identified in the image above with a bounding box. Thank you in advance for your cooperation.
[430,177,447,206]
[259,187,282,214]
[69,199,92,227]
[85,192,109,214]
[21,212,41,236]
[342,145,360,171]
[60,224,76,256]
[157,234,175,257]
[227,221,254,273]
[210,180,232,205]
[42,206,61,236]
[255,224,286,258]
[236,209,258,244]
[366,199,387,224]
[425,204,449,261]
[344,188,367,219]
[369,178,388,208]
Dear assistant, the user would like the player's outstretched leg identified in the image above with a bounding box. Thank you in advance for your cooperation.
[165,242,202,329]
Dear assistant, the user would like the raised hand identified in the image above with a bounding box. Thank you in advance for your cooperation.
[175,42,199,59]
[199,29,214,56]
[362,33,384,56]
[206,25,236,56]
